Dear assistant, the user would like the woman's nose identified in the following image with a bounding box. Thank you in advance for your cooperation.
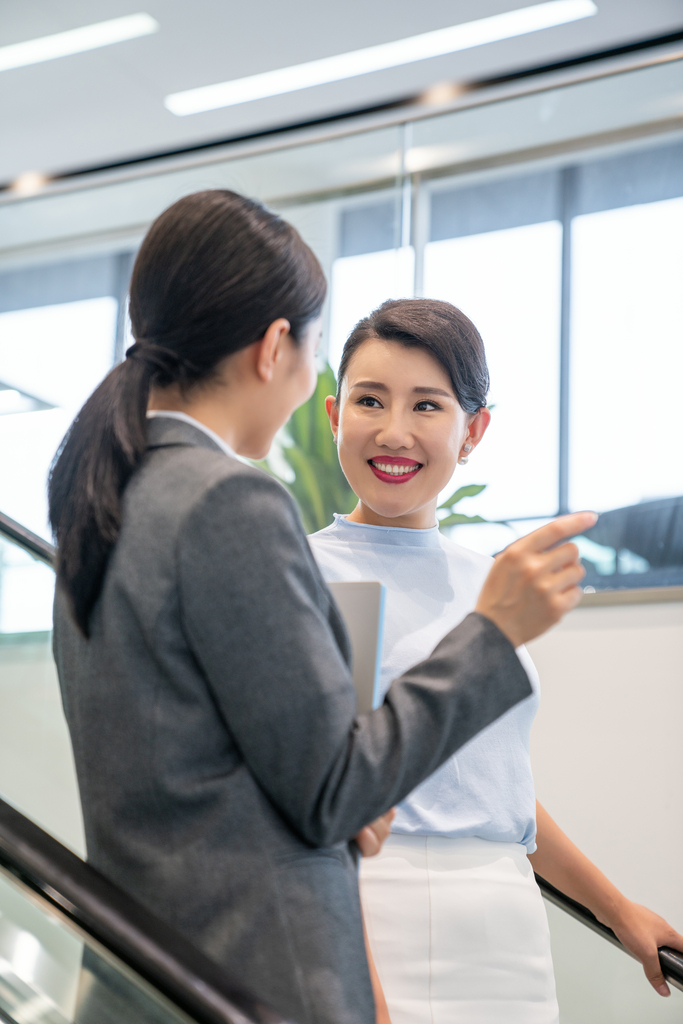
[374,413,414,450]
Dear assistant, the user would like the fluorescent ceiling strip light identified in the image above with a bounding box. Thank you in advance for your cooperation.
[165,0,597,117]
[0,13,159,73]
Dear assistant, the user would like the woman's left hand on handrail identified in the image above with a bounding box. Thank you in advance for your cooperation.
[355,809,396,857]
[606,900,683,997]
[530,802,683,996]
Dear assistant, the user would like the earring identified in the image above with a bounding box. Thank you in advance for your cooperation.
[458,443,473,466]
[333,436,338,445]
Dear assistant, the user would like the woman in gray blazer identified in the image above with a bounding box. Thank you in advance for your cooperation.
[48,189,593,1024]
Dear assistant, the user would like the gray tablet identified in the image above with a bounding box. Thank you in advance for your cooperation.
[328,580,386,714]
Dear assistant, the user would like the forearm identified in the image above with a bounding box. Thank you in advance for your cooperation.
[530,802,683,997]
[528,801,626,928]
[300,613,532,846]
[364,918,391,1024]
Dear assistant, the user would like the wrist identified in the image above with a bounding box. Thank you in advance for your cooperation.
[473,608,522,650]
[593,891,631,931]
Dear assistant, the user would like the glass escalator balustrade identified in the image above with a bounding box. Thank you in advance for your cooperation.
[0,869,188,1024]
[0,530,84,858]
[0,531,175,1023]
[0,527,169,1022]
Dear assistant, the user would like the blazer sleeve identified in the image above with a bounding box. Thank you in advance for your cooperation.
[177,468,532,847]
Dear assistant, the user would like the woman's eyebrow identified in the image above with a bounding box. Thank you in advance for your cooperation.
[350,380,388,391]
[350,381,452,397]
[413,386,453,398]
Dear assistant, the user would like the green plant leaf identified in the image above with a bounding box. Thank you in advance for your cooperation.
[438,512,487,528]
[253,365,355,533]
[437,483,487,510]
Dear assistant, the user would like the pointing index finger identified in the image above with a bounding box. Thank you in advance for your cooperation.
[523,512,598,554]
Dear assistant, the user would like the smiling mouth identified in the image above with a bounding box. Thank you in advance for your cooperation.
[368,458,423,484]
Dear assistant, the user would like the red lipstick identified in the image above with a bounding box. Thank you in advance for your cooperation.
[367,455,422,485]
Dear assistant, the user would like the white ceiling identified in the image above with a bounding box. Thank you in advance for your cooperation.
[2,0,682,183]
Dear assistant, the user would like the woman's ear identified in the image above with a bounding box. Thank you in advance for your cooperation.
[325,395,339,442]
[466,406,491,449]
[255,318,292,382]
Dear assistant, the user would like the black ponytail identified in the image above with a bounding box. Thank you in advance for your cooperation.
[49,190,326,635]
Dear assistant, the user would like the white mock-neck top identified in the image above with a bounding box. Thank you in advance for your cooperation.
[309,514,539,852]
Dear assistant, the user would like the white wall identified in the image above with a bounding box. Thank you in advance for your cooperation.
[528,596,683,1020]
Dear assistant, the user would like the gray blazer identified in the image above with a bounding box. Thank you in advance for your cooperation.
[54,416,531,1024]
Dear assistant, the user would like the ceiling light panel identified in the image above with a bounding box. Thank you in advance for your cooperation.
[0,13,159,74]
[165,0,598,116]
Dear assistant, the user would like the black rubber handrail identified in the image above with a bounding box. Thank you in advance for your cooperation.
[0,797,290,1024]
[0,510,55,567]
[536,874,683,992]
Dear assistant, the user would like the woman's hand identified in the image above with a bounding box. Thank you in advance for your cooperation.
[475,511,597,648]
[530,804,683,998]
[355,809,396,857]
[606,899,683,997]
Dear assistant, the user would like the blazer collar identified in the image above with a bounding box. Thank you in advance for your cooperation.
[146,413,233,458]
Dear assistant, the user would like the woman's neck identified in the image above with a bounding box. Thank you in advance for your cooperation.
[346,500,438,530]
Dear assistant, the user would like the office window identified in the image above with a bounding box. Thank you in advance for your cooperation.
[422,171,562,523]
[329,249,415,374]
[0,297,118,541]
[0,252,134,548]
[566,141,683,588]
[327,195,413,374]
[327,144,683,585]
[569,195,683,512]
[424,220,562,521]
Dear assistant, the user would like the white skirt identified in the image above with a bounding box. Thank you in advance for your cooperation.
[360,835,559,1024]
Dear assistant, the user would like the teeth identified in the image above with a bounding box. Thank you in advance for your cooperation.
[371,461,419,475]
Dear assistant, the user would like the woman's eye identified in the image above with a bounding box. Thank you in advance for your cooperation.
[415,400,440,412]
[358,396,382,408]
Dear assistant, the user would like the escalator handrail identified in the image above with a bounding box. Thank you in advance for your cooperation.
[536,874,683,992]
[0,510,56,567]
[0,796,290,1024]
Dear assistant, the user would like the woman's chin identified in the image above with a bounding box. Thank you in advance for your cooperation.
[363,497,421,522]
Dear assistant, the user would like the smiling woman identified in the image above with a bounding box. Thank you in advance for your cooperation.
[326,299,490,529]
[309,297,682,1024]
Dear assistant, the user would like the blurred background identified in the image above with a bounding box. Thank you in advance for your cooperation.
[0,3,682,1022]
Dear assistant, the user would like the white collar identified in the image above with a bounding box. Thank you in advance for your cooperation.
[146,410,238,460]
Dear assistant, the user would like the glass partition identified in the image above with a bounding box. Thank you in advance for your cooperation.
[0,532,83,856]
[408,56,683,175]
[0,52,682,588]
